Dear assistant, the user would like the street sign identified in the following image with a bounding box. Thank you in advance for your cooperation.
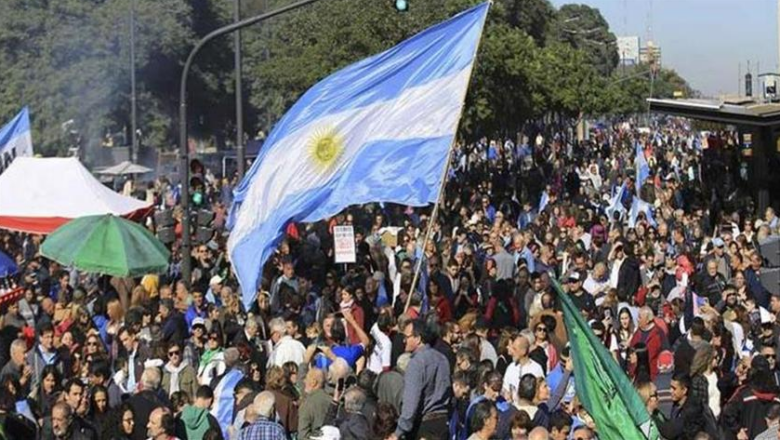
[334,225,356,263]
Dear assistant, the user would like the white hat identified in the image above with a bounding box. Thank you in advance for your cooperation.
[209,275,224,286]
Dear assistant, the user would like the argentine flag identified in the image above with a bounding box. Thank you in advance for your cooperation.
[229,3,490,308]
[628,197,656,228]
[605,182,626,222]
[0,107,34,175]
[635,142,649,195]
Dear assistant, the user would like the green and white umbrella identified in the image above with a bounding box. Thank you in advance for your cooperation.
[41,214,170,277]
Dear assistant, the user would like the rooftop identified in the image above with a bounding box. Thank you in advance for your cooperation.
[648,97,780,126]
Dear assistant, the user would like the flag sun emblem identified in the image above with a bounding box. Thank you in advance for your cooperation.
[308,127,344,169]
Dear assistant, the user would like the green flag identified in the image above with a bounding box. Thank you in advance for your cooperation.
[552,280,659,440]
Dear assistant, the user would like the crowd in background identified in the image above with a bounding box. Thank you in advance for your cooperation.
[0,117,779,440]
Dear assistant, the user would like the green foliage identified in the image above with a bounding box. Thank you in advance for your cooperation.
[0,0,697,157]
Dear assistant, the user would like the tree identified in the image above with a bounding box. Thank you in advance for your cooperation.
[549,4,618,76]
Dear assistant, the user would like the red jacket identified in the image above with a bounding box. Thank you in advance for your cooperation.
[630,324,667,380]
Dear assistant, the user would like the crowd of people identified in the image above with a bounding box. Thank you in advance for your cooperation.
[0,118,779,440]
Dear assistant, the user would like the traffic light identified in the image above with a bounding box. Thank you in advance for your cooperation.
[394,0,408,12]
[194,209,215,244]
[189,158,205,206]
[154,209,176,244]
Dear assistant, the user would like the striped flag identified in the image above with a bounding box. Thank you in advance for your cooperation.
[211,368,245,439]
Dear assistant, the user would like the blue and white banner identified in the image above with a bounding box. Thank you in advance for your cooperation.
[628,196,656,228]
[605,182,626,222]
[211,368,244,439]
[228,3,490,309]
[0,108,33,175]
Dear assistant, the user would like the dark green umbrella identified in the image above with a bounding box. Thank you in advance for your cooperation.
[41,214,170,277]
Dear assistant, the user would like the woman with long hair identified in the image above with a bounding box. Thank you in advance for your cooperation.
[689,343,720,418]
[105,402,135,440]
[88,385,111,435]
[265,366,299,437]
[529,317,558,375]
[31,364,61,421]
[614,307,635,366]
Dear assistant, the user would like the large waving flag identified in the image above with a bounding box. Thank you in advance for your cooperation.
[553,280,659,440]
[0,108,33,175]
[229,3,490,308]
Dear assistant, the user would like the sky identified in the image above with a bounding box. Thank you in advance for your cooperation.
[548,0,778,97]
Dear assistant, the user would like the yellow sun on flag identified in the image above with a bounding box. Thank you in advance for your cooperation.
[308,126,344,170]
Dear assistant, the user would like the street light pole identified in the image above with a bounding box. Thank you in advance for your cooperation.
[179,0,331,287]
[234,0,245,179]
[130,0,138,164]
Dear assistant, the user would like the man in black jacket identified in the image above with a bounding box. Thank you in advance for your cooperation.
[614,241,641,303]
[659,373,705,440]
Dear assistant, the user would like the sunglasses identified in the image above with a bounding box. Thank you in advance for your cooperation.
[535,327,548,333]
[209,335,220,341]
[86,341,99,347]
[168,350,180,357]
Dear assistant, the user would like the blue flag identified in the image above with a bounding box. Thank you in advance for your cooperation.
[605,182,626,222]
[211,369,244,439]
[0,107,34,175]
[228,3,490,309]
[538,190,550,213]
[635,143,649,195]
[629,197,656,227]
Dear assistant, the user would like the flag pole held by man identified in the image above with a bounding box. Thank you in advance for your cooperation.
[552,279,660,440]
[228,2,492,310]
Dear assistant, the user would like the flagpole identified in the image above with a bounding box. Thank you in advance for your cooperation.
[405,3,490,314]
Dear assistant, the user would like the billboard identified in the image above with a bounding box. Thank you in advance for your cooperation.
[617,36,640,64]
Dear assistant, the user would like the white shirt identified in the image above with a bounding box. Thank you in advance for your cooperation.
[609,258,624,289]
[367,324,392,374]
[705,371,721,417]
[502,358,544,400]
[267,336,306,368]
[583,274,609,296]
[480,339,498,366]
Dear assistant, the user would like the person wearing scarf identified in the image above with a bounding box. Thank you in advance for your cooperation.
[162,342,198,398]
[197,330,226,387]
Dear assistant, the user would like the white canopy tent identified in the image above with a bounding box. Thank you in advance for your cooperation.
[95,160,153,176]
[0,157,152,234]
